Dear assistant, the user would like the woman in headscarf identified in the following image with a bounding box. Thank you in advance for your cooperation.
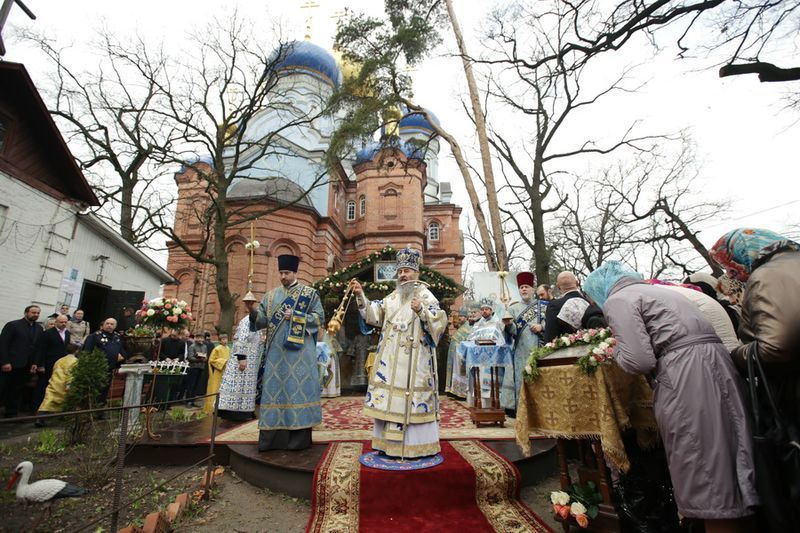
[584,261,758,532]
[710,228,800,520]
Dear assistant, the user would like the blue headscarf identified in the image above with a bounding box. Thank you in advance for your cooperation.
[583,261,644,309]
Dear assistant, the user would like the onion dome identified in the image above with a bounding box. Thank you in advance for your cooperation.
[273,41,343,88]
[354,141,427,165]
[398,109,439,136]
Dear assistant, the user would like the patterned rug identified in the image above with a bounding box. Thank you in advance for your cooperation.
[307,440,553,533]
[213,396,516,443]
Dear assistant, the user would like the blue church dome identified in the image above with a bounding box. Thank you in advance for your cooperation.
[273,41,343,88]
[398,109,439,136]
[354,141,427,165]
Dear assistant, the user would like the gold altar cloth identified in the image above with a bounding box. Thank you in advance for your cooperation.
[515,362,658,472]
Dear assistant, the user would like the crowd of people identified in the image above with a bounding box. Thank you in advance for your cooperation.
[1,228,797,532]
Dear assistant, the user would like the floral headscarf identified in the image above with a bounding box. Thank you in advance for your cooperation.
[583,261,644,309]
[710,228,799,282]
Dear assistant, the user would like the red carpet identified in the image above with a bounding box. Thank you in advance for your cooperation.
[307,441,553,533]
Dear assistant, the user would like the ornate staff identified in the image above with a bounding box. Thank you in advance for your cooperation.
[244,221,259,301]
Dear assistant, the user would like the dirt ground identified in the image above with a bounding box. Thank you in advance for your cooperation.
[174,468,562,533]
[1,417,202,533]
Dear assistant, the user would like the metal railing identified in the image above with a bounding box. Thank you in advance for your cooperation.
[1,391,221,533]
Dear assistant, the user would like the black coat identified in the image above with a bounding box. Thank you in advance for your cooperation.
[35,327,71,369]
[0,318,43,369]
[543,291,587,343]
[84,331,127,370]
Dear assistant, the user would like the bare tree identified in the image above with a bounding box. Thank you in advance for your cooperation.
[18,28,174,246]
[25,17,333,334]
[474,0,799,83]
[481,1,667,284]
[551,137,728,278]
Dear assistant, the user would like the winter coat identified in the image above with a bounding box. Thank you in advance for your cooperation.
[658,285,740,352]
[67,319,91,346]
[731,249,800,425]
[604,277,758,519]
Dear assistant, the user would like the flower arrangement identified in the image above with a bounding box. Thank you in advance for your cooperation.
[137,297,193,330]
[550,481,603,528]
[525,328,616,381]
[244,239,260,251]
[125,325,158,338]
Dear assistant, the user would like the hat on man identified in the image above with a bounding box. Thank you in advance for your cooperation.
[478,297,494,309]
[396,246,422,271]
[516,272,535,289]
[277,254,300,272]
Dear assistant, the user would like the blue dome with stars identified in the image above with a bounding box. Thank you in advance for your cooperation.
[273,41,343,88]
[398,109,439,136]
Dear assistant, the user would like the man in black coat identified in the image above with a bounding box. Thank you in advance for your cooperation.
[84,318,127,406]
[0,305,43,417]
[33,314,71,411]
[543,272,590,343]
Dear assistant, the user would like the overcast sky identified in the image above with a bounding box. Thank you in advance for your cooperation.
[5,0,799,271]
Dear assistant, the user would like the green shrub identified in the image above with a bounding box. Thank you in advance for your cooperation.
[63,349,109,412]
[63,349,109,444]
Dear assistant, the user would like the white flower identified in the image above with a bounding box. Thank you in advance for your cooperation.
[598,341,609,350]
[251,240,260,249]
[550,491,570,506]
[178,300,187,307]
[570,502,587,515]
[150,297,163,306]
[563,339,571,346]
[525,364,533,375]
[173,307,182,315]
[146,309,155,317]
[588,356,598,366]
[592,347,604,355]
[583,333,591,342]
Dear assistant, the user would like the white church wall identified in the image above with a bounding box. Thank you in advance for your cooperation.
[0,171,78,323]
[60,217,166,314]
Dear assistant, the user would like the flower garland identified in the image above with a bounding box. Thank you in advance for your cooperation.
[550,481,602,528]
[312,245,464,303]
[137,297,193,330]
[524,328,616,381]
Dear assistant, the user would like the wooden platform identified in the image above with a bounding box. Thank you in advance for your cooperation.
[126,415,558,500]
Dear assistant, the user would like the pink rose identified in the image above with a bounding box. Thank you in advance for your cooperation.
[575,514,589,528]
[180,314,187,319]
[165,303,172,310]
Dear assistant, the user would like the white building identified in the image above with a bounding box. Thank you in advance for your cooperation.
[0,61,174,328]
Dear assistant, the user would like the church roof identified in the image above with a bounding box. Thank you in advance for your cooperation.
[273,41,343,89]
[228,176,315,208]
[399,109,439,136]
[354,141,427,165]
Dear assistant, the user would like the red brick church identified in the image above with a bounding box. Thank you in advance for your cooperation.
[163,41,464,333]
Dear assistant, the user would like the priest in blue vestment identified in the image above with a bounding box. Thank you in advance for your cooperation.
[245,254,324,451]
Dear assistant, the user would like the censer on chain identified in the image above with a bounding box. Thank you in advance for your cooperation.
[326,281,356,335]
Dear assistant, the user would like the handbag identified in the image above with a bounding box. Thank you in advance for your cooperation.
[746,341,800,533]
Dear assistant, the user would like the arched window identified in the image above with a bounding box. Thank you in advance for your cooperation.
[428,221,441,241]
[346,200,356,221]
[359,195,366,217]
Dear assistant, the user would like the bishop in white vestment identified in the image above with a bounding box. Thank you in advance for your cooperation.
[350,247,448,458]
